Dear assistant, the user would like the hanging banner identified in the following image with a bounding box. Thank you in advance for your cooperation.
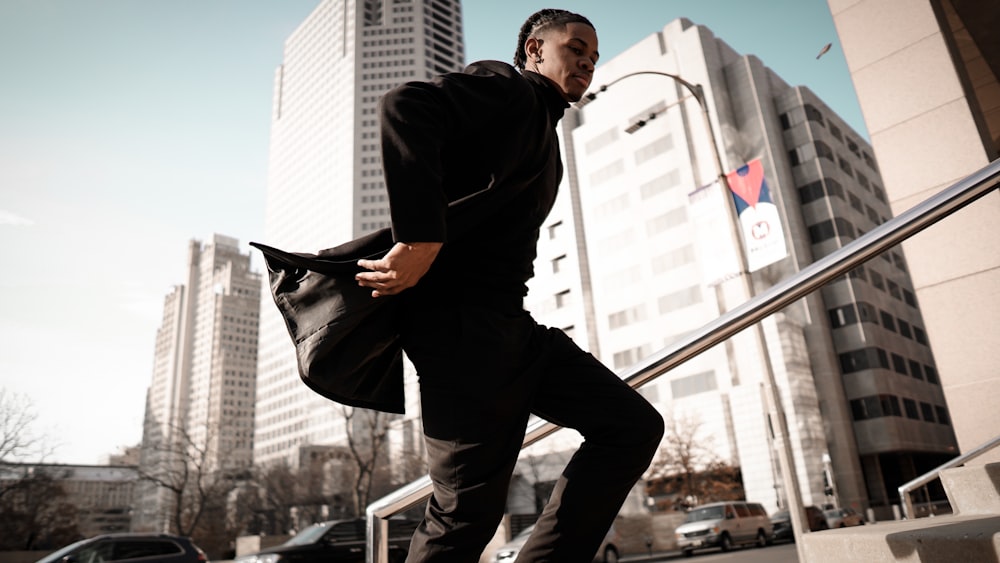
[726,159,788,272]
[688,180,742,286]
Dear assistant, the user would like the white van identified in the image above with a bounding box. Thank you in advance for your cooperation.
[674,501,773,556]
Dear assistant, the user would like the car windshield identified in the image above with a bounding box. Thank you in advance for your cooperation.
[36,539,91,563]
[685,506,725,522]
[771,510,789,520]
[284,522,331,546]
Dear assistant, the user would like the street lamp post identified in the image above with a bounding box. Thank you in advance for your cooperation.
[578,71,809,554]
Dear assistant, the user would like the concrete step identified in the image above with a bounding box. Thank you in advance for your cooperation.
[799,514,1000,562]
[941,462,1000,515]
[800,462,1000,561]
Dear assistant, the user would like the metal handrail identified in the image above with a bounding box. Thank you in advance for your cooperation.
[366,158,1000,562]
[898,433,1000,519]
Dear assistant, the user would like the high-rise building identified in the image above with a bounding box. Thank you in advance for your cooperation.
[255,0,464,468]
[827,0,999,464]
[134,235,260,532]
[522,18,957,519]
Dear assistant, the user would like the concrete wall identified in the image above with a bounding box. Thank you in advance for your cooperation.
[828,0,1000,463]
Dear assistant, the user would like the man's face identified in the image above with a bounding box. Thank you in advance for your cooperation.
[530,22,599,102]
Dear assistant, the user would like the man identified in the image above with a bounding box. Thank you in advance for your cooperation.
[357,9,664,562]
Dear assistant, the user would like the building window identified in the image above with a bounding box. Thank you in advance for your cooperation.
[920,402,936,422]
[839,157,854,177]
[924,365,940,384]
[908,360,924,380]
[635,135,674,164]
[804,104,825,125]
[608,304,646,329]
[613,345,648,369]
[547,221,563,240]
[590,159,625,186]
[585,126,619,154]
[658,285,703,313]
[839,347,889,374]
[814,140,834,162]
[891,353,908,375]
[870,270,886,290]
[935,406,951,425]
[850,394,902,420]
[903,398,920,420]
[670,371,718,399]
[551,254,567,274]
[554,289,571,309]
[829,123,843,141]
[646,207,688,236]
[640,170,681,199]
[651,245,695,274]
[880,310,896,332]
[898,320,913,339]
[829,305,858,328]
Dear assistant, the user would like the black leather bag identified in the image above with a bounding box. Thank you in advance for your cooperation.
[251,228,404,413]
[251,177,534,414]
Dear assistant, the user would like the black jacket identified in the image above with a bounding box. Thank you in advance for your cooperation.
[380,60,569,303]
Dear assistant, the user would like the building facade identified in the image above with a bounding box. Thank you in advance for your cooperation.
[827,0,999,464]
[521,18,957,519]
[134,235,260,532]
[0,463,137,539]
[254,0,464,469]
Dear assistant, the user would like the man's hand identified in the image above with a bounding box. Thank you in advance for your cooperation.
[356,241,443,298]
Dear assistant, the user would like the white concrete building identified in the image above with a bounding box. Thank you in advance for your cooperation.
[135,235,260,532]
[522,17,956,520]
[254,0,464,468]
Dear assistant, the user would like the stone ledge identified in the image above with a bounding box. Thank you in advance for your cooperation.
[799,515,1000,562]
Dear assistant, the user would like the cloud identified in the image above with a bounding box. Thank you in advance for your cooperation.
[0,209,34,226]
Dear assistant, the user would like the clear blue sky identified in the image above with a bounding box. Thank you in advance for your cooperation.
[0,0,862,465]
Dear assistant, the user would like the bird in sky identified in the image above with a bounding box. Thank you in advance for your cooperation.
[816,42,833,59]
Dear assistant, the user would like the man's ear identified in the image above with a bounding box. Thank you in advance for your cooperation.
[525,36,543,60]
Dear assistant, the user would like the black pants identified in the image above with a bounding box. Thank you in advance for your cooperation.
[400,299,664,562]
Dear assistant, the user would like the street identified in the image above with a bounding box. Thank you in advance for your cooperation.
[622,542,799,562]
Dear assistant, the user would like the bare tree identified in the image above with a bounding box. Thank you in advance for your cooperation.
[0,391,51,487]
[341,407,390,517]
[240,461,299,534]
[645,413,742,509]
[0,467,80,550]
[137,424,240,541]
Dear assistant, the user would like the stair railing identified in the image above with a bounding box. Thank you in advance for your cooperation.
[366,158,1000,562]
[898,433,1000,519]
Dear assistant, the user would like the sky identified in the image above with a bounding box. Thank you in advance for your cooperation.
[0,0,864,465]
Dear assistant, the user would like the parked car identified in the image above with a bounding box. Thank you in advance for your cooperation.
[235,517,418,563]
[674,501,773,557]
[36,533,207,563]
[769,505,828,542]
[493,523,622,563]
[823,506,865,528]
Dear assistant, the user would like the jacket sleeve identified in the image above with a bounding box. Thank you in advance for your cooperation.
[378,61,532,244]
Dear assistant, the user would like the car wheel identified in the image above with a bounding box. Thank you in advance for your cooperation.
[756,530,767,548]
[720,533,733,552]
[603,546,619,563]
[682,548,694,558]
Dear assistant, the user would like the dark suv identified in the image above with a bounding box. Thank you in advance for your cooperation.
[36,533,207,563]
[770,505,828,542]
[235,518,419,563]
